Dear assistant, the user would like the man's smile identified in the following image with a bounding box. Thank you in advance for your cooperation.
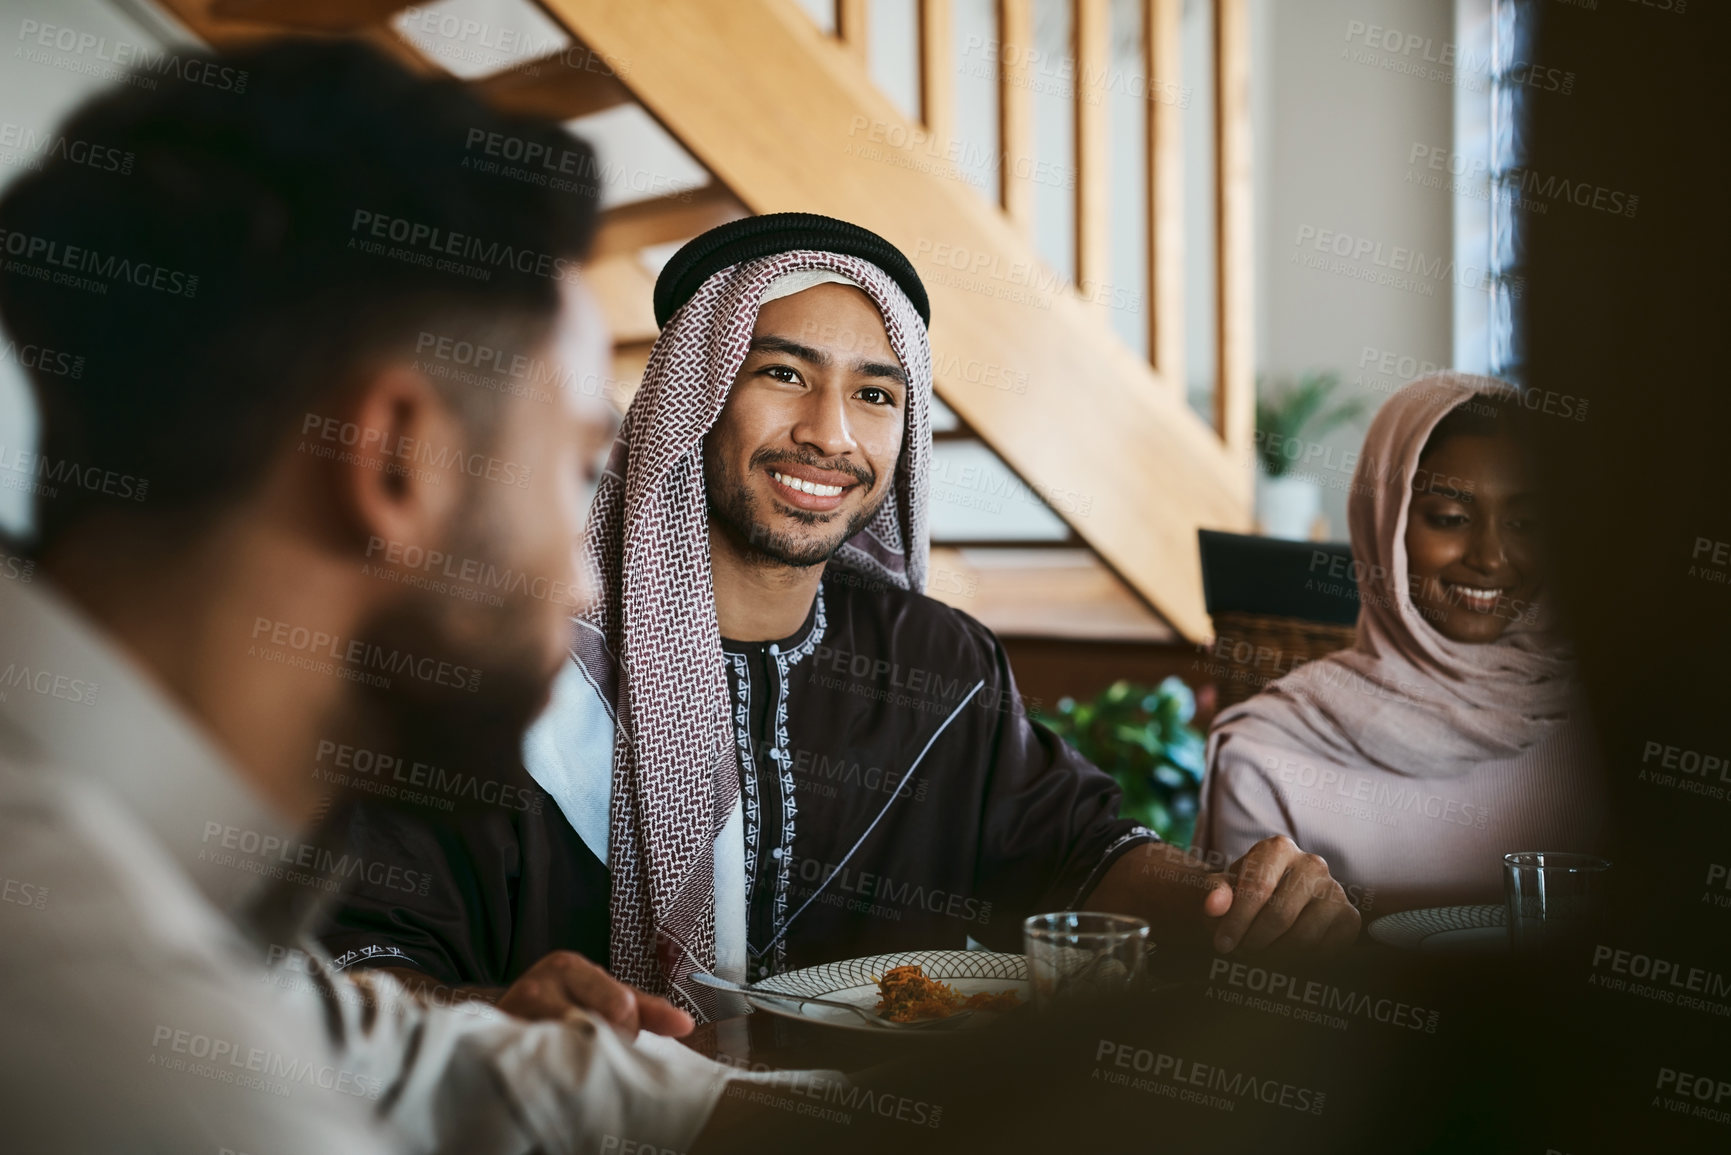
[764,462,864,513]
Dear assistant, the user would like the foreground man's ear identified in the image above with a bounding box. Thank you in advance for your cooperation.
[318,366,469,562]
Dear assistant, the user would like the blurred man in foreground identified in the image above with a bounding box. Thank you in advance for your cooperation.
[0,39,727,1153]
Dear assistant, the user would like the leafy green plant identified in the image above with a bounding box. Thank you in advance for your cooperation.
[1036,678,1206,847]
[1255,371,1367,479]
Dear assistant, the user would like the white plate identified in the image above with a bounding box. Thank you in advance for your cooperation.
[1367,904,1507,954]
[735,949,1028,1034]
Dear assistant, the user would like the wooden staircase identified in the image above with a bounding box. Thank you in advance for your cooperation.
[172,0,1255,641]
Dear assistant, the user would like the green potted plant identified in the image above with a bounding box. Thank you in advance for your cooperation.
[1035,677,1206,847]
[1254,371,1366,540]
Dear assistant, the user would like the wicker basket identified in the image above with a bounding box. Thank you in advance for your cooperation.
[1203,611,1357,710]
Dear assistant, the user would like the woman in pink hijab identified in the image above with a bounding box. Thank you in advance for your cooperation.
[1194,372,1607,916]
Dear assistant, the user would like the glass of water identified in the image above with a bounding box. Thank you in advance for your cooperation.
[1023,912,1149,1008]
[1503,852,1612,954]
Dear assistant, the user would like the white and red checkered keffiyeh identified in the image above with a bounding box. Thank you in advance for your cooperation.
[576,250,932,1016]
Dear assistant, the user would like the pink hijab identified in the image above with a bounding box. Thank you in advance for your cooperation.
[1208,372,1576,781]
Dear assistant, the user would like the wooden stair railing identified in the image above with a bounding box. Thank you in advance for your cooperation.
[540,0,1249,640]
[151,0,1252,641]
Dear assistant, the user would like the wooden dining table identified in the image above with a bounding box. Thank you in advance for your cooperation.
[677,1003,936,1072]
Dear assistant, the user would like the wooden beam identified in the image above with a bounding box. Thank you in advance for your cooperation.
[208,0,411,30]
[919,0,954,141]
[837,0,870,62]
[590,184,746,261]
[1073,0,1109,303]
[541,0,1252,640]
[471,51,634,120]
[586,254,662,347]
[929,537,1080,550]
[997,0,1033,231]
[1214,0,1254,459]
[151,0,429,69]
[1145,0,1183,391]
[928,547,1175,642]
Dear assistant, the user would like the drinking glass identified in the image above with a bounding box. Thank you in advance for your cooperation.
[1023,912,1149,1008]
[1502,852,1612,954]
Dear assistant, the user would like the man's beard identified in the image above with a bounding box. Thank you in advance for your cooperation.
[705,446,889,568]
[331,512,561,819]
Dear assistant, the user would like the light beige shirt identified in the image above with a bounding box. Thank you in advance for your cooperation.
[0,573,731,1153]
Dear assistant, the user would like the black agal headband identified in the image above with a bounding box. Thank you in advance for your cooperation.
[652,211,930,329]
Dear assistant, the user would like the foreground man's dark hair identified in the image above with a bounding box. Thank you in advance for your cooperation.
[0,38,598,548]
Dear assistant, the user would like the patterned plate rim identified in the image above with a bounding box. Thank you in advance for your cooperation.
[750,949,1027,1000]
[1367,904,1506,951]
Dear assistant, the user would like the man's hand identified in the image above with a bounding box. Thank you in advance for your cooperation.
[497,950,695,1038]
[1200,836,1359,956]
[1085,837,1360,958]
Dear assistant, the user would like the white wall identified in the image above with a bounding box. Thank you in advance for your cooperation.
[1249,0,1456,539]
[0,0,182,536]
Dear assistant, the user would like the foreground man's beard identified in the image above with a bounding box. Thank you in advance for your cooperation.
[705,448,888,568]
[339,495,566,820]
[348,594,556,802]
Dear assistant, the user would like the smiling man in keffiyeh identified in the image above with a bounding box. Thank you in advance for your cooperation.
[320,213,1360,1020]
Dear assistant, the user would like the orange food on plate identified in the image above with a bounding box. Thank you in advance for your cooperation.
[873,964,1021,1022]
